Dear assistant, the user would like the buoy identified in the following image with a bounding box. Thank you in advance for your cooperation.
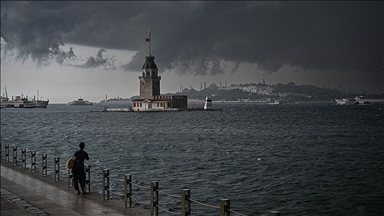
[204,96,213,110]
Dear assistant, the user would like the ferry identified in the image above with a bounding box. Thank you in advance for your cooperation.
[335,96,384,105]
[335,98,358,105]
[68,98,93,105]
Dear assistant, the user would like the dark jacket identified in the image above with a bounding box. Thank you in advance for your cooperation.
[72,149,89,174]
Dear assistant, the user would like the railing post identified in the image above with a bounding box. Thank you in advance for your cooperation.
[21,148,26,169]
[5,144,10,162]
[67,169,73,187]
[182,189,191,216]
[102,169,110,200]
[4,145,9,163]
[269,211,281,216]
[12,146,17,166]
[31,151,36,173]
[124,174,132,208]
[102,169,105,200]
[220,199,230,216]
[150,181,159,216]
[53,157,60,181]
[41,154,47,177]
[85,165,91,192]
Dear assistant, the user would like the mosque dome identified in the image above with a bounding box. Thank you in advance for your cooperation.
[142,55,158,69]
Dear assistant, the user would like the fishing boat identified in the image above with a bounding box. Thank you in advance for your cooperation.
[68,98,93,105]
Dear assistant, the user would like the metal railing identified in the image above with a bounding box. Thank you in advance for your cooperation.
[100,169,247,216]
[0,143,281,216]
[1,144,91,192]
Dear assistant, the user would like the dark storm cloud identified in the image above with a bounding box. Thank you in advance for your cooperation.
[75,49,116,70]
[1,1,382,78]
[0,1,114,69]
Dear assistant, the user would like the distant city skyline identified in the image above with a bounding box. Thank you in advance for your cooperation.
[1,1,383,103]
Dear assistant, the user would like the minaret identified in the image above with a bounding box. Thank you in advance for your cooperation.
[139,27,161,99]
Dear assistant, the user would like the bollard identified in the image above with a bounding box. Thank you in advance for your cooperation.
[5,144,10,162]
[21,149,27,169]
[41,154,47,177]
[85,165,91,192]
[124,174,132,208]
[102,169,110,200]
[31,151,36,173]
[181,189,191,216]
[220,199,230,216]
[12,146,17,166]
[269,211,281,216]
[53,157,60,182]
[150,181,159,216]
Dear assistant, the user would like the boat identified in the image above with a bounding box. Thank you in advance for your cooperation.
[0,87,49,108]
[335,96,384,105]
[68,98,93,105]
[268,100,296,105]
[355,96,384,105]
[36,99,49,108]
[335,98,358,105]
[34,90,49,108]
[1,95,24,108]
[1,95,37,108]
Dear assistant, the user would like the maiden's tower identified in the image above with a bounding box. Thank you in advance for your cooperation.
[131,27,187,111]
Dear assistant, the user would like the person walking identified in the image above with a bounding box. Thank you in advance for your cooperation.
[72,142,89,194]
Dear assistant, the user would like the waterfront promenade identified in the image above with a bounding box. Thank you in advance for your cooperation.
[0,161,149,216]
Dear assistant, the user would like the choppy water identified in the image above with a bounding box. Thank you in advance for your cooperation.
[1,102,383,215]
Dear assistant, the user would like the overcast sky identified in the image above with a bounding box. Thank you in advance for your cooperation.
[1,1,383,103]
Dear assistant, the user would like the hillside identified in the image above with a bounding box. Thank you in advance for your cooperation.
[167,82,384,102]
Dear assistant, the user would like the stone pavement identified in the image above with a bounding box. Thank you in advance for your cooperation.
[1,162,149,216]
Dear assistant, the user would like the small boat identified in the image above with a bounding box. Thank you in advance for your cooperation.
[68,98,93,105]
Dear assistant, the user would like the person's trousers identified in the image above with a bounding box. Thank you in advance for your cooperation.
[74,172,86,191]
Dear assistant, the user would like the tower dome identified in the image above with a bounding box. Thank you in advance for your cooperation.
[142,55,157,69]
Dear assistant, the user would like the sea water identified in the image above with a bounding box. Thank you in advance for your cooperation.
[1,102,383,215]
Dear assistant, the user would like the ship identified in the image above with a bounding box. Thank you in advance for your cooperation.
[36,99,49,108]
[0,88,49,108]
[68,98,93,105]
[335,96,384,105]
[34,90,49,108]
[334,98,358,105]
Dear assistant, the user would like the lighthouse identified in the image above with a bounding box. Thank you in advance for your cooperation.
[204,96,213,110]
